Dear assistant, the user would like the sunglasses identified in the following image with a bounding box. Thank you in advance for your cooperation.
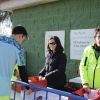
[49,42,56,45]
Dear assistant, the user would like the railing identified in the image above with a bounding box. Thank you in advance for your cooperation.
[11,80,87,100]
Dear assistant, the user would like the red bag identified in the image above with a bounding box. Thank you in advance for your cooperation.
[65,81,77,93]
[68,88,100,100]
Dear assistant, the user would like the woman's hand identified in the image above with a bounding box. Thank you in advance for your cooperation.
[38,76,45,80]
[41,77,45,80]
[38,76,43,80]
[83,83,91,93]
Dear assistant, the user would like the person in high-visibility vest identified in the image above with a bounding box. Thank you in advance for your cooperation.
[80,27,100,94]
[11,64,21,83]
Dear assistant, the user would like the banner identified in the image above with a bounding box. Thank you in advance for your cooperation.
[70,29,95,60]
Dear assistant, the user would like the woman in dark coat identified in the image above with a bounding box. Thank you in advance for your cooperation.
[39,36,67,91]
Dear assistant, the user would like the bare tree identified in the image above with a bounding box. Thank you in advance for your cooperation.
[0,10,12,22]
[0,10,12,36]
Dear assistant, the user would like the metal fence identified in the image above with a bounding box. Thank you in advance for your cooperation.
[11,80,87,100]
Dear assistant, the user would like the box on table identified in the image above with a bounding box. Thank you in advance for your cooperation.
[12,83,22,93]
[12,76,47,93]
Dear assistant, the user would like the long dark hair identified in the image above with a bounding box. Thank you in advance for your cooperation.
[46,36,64,52]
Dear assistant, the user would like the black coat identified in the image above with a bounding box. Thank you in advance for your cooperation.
[39,52,67,88]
